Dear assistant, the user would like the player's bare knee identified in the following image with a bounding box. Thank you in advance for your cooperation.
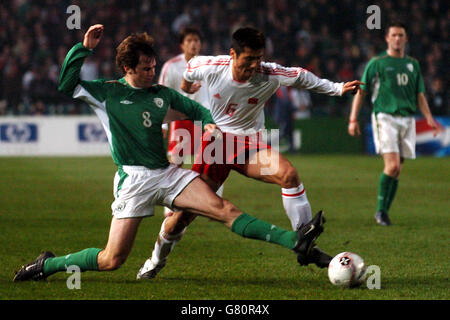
[385,164,401,177]
[220,199,241,221]
[210,198,239,223]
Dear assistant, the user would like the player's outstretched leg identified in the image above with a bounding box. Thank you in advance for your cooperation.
[13,251,55,281]
[14,217,142,282]
[13,248,102,282]
[137,178,328,281]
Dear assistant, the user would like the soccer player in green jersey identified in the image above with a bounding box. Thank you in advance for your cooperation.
[348,22,440,226]
[13,25,325,282]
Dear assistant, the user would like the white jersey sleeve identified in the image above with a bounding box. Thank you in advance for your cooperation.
[183,55,232,83]
[259,62,343,96]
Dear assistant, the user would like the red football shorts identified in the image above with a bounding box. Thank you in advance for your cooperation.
[167,120,203,156]
[191,131,271,185]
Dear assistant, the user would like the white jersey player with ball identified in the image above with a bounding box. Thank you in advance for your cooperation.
[146,28,363,278]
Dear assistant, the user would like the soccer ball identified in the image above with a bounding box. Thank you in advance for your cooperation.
[328,252,367,288]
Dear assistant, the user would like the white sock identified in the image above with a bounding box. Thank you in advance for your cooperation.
[281,183,312,230]
[151,218,185,265]
[216,184,224,197]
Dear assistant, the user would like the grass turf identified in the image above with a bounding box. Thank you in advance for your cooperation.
[0,155,448,300]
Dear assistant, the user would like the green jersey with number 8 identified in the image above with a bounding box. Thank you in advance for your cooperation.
[360,51,425,116]
[58,43,214,169]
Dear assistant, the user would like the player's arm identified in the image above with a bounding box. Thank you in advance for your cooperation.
[347,59,376,136]
[417,93,440,137]
[181,78,201,94]
[279,64,362,96]
[348,89,367,136]
[58,24,106,106]
[167,88,215,131]
[181,56,210,94]
[415,62,440,137]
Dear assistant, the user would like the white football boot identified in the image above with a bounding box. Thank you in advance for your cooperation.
[136,258,166,280]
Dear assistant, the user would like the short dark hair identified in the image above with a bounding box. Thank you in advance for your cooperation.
[179,27,202,44]
[385,22,407,35]
[116,32,156,74]
[231,27,265,55]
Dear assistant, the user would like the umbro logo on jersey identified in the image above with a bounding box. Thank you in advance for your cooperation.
[248,97,259,104]
[213,93,222,99]
[120,100,133,104]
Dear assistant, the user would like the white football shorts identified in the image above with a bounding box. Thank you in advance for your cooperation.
[371,112,416,159]
[111,164,199,219]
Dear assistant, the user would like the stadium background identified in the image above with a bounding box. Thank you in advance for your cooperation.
[0,0,448,156]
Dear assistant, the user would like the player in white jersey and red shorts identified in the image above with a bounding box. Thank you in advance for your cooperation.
[159,28,224,208]
[141,27,363,278]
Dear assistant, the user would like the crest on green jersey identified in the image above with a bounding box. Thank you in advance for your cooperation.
[407,63,414,72]
[153,98,164,108]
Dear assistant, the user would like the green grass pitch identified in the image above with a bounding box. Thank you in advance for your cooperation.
[0,155,448,300]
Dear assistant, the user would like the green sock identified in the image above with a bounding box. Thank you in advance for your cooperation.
[386,178,399,211]
[377,173,394,212]
[231,213,297,250]
[43,248,102,276]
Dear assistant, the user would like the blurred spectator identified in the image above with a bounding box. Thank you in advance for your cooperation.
[428,78,448,116]
[0,0,447,116]
[27,65,58,107]
[2,59,23,114]
[291,89,312,120]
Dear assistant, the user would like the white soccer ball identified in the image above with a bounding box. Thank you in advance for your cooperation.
[328,252,367,288]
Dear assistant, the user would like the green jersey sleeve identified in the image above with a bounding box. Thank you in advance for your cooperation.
[166,87,215,129]
[58,42,107,105]
[360,58,377,92]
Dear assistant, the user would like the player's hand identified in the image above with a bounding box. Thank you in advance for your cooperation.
[184,82,201,94]
[426,117,441,137]
[348,120,361,136]
[204,124,223,139]
[83,24,104,50]
[342,80,364,95]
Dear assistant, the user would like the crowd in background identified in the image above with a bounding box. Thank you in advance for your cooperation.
[0,0,448,118]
